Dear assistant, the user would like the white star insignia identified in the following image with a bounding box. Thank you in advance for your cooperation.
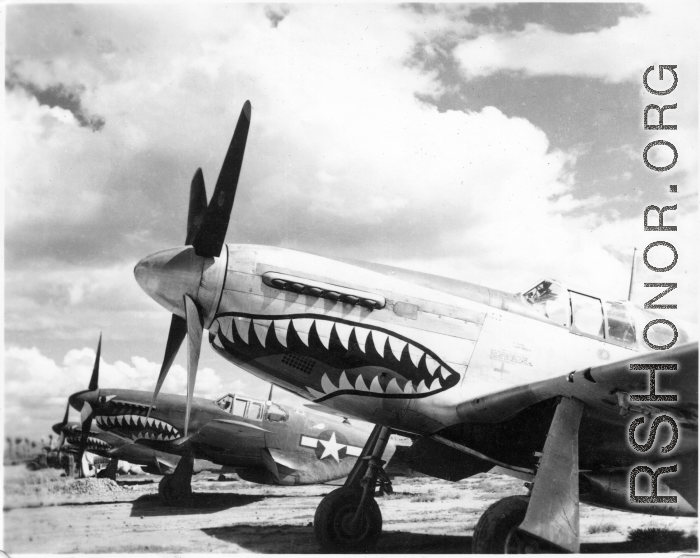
[318,432,345,462]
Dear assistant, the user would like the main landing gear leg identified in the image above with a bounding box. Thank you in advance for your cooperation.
[472,396,585,553]
[97,457,119,481]
[158,455,194,504]
[314,424,392,553]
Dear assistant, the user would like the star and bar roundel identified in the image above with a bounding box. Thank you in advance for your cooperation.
[299,430,363,462]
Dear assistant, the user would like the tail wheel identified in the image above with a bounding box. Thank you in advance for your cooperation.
[472,495,529,554]
[314,487,382,553]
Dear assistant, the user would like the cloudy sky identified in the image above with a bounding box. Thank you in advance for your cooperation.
[5,2,698,439]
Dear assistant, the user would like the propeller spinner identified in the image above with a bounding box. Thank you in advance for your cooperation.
[135,101,252,435]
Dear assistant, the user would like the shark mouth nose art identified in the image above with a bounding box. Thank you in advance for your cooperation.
[67,434,111,452]
[209,313,461,401]
[93,402,181,442]
[95,414,181,442]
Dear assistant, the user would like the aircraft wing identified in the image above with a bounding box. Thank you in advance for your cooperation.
[458,342,697,427]
[456,342,697,507]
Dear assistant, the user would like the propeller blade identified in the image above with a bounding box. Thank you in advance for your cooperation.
[183,295,203,437]
[191,101,252,258]
[185,168,208,245]
[80,402,94,426]
[147,314,188,418]
[61,401,70,427]
[79,412,93,467]
[52,401,71,446]
[89,333,102,391]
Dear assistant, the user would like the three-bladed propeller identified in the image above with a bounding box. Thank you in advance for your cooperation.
[78,333,102,462]
[146,101,252,436]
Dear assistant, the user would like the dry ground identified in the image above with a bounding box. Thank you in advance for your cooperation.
[3,465,697,554]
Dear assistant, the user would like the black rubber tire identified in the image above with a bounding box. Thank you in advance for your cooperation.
[314,487,383,553]
[158,474,192,504]
[472,496,529,554]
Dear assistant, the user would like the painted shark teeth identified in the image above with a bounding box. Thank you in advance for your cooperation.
[254,318,272,347]
[315,370,441,398]
[334,323,353,349]
[369,330,388,357]
[386,378,403,394]
[314,320,334,349]
[235,317,250,344]
[354,327,370,352]
[338,371,354,390]
[408,344,423,367]
[216,316,451,380]
[292,318,314,346]
[321,373,337,394]
[388,337,406,361]
[424,355,440,375]
[369,376,383,393]
[355,375,369,392]
[95,414,181,440]
[275,319,290,347]
[214,314,461,400]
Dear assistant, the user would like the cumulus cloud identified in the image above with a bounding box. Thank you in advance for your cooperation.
[453,4,696,83]
[6,3,696,302]
[4,344,246,438]
[451,3,698,180]
[4,343,346,439]
[6,72,105,131]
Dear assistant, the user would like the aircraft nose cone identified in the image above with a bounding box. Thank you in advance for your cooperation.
[134,246,205,318]
[51,422,64,435]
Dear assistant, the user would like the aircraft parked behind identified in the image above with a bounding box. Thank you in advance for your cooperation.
[68,336,397,502]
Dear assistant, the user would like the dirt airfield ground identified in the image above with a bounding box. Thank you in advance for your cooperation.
[3,464,697,554]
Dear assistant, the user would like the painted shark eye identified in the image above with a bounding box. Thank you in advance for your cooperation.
[99,396,107,403]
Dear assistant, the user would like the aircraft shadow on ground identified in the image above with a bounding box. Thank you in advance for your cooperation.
[201,524,699,554]
[202,524,469,554]
[129,493,267,517]
[582,535,698,554]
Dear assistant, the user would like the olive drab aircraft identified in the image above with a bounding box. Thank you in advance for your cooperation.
[52,419,205,479]
[68,336,397,503]
[53,399,229,480]
[131,101,697,552]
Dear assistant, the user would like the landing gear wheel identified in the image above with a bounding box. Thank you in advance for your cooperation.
[314,487,382,553]
[158,474,192,504]
[472,495,529,554]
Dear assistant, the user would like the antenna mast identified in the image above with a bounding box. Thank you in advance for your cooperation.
[627,247,637,301]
